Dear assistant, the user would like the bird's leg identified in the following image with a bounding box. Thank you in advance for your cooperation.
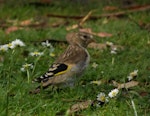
[29,83,50,94]
[29,87,41,94]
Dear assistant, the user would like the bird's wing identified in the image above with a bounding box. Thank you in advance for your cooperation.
[34,63,71,83]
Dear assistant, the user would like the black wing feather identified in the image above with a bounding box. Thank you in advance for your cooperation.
[34,63,68,83]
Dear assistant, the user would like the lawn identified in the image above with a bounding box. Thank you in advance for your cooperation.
[0,0,150,116]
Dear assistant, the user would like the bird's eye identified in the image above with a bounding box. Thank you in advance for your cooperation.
[83,35,88,39]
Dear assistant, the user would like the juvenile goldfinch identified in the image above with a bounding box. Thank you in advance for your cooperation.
[31,32,95,94]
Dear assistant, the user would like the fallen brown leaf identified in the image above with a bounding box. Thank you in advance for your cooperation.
[112,80,139,89]
[79,28,92,33]
[66,24,79,31]
[88,42,107,50]
[96,32,113,37]
[103,6,118,11]
[20,19,33,26]
[66,100,92,115]
[79,28,113,38]
[5,26,22,34]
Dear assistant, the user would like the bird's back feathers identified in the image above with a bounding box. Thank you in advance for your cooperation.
[56,45,88,64]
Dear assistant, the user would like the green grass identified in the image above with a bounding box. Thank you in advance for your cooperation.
[0,0,150,116]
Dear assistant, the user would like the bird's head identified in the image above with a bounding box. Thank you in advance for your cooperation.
[66,32,95,48]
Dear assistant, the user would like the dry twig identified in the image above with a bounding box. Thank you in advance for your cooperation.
[47,4,150,20]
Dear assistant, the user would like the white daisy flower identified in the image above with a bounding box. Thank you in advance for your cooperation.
[42,40,53,48]
[110,50,117,54]
[112,47,117,51]
[130,70,138,77]
[127,75,133,81]
[0,39,25,51]
[30,51,43,56]
[11,39,25,47]
[21,63,33,72]
[97,92,109,103]
[108,88,119,98]
[7,43,15,49]
[127,70,138,81]
[0,44,8,52]
[101,71,104,74]
[92,62,98,68]
[110,47,117,54]
[106,41,114,47]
